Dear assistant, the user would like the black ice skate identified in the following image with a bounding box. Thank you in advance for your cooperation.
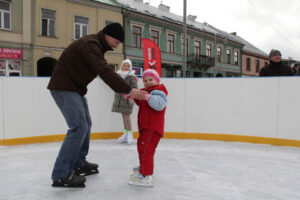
[75,161,99,176]
[52,170,86,188]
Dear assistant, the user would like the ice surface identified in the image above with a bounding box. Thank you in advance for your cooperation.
[0,139,300,200]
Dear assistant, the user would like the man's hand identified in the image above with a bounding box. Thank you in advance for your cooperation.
[129,88,148,100]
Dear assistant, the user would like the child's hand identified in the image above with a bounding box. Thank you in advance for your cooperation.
[123,94,133,100]
[142,94,151,101]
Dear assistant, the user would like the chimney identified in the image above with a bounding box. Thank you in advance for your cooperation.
[230,32,237,36]
[158,3,170,12]
[187,15,197,21]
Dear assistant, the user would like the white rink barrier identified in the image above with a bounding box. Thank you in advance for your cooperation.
[1,76,300,147]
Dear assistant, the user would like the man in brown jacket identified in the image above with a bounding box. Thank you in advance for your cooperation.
[48,23,147,188]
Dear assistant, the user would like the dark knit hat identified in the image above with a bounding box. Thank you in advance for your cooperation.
[269,49,282,58]
[103,23,124,43]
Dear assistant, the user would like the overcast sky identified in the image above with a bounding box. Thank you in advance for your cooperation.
[148,0,300,60]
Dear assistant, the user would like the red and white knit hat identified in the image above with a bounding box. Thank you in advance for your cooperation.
[142,69,160,83]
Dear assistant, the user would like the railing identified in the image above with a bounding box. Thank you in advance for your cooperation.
[187,54,215,68]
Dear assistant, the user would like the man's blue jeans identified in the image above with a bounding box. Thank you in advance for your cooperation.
[50,90,92,180]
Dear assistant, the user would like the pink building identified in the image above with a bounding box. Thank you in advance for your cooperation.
[230,33,269,77]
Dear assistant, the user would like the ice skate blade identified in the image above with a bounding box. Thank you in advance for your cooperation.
[128,180,153,187]
[52,182,86,188]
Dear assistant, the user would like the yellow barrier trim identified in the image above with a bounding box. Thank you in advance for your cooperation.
[1,132,300,148]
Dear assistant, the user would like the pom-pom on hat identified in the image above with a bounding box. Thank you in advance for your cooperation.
[103,23,124,43]
[142,69,160,83]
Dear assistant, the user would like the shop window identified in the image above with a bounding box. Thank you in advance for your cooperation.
[0,59,21,76]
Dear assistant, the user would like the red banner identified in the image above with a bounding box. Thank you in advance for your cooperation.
[0,48,23,60]
[142,38,162,77]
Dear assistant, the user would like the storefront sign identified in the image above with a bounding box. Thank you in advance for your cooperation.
[0,48,23,60]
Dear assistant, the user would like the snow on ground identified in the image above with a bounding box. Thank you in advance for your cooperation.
[0,139,300,200]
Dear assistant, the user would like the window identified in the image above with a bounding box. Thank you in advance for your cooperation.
[246,58,251,71]
[181,38,188,56]
[166,69,173,77]
[167,33,175,54]
[150,29,159,45]
[0,59,21,76]
[217,47,222,62]
[234,51,239,65]
[0,1,11,29]
[74,16,89,39]
[194,40,201,60]
[41,8,56,37]
[226,49,231,64]
[176,70,182,77]
[132,25,142,48]
[256,60,260,72]
[206,43,212,57]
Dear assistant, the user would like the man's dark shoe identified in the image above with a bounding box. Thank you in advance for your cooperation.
[75,161,99,176]
[52,170,86,188]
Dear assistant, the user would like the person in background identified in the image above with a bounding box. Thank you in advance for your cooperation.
[128,69,168,187]
[47,23,147,188]
[294,61,300,75]
[112,59,138,145]
[259,49,294,76]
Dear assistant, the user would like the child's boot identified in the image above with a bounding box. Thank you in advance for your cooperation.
[128,172,153,187]
[127,130,133,144]
[118,129,128,143]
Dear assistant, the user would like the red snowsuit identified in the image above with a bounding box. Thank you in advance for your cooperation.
[134,84,168,176]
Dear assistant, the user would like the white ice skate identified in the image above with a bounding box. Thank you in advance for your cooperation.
[126,131,133,145]
[118,130,128,143]
[128,173,153,187]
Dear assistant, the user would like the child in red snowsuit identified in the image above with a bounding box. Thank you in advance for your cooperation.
[128,69,168,187]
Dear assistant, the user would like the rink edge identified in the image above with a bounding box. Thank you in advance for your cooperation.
[1,132,300,148]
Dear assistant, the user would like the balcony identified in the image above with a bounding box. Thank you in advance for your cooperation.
[187,54,215,69]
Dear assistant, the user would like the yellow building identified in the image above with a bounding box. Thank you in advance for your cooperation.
[0,0,31,76]
[1,0,124,76]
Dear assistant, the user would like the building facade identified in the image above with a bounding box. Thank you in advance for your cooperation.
[230,33,269,77]
[118,0,243,77]
[0,0,31,76]
[0,0,125,77]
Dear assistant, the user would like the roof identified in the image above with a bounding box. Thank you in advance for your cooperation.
[117,0,267,57]
[91,0,122,7]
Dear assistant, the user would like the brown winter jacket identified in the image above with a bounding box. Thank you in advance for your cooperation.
[47,31,131,96]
